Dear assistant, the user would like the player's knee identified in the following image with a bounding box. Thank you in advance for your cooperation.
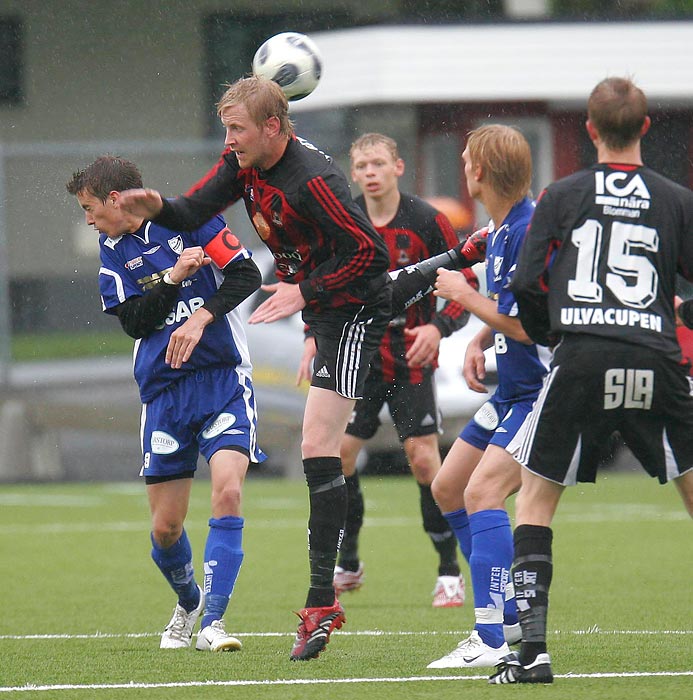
[211,482,243,517]
[151,520,184,549]
[405,441,439,483]
[431,472,457,512]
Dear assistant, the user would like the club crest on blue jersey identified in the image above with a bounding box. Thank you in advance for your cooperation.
[167,235,184,254]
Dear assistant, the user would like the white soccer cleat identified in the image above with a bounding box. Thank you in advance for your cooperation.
[427,630,511,668]
[160,586,204,649]
[432,574,465,608]
[196,619,242,652]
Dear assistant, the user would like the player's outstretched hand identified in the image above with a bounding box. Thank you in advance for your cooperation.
[117,188,164,219]
[248,282,305,324]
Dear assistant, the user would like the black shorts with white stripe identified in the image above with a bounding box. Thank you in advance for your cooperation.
[510,334,693,486]
[304,285,391,400]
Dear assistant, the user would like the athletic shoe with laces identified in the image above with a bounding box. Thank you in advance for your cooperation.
[289,599,346,661]
[195,619,242,652]
[427,630,510,668]
[488,651,554,684]
[160,586,204,649]
[432,574,465,608]
[333,562,364,595]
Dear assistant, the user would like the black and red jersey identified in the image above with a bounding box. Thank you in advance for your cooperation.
[512,163,693,361]
[356,193,478,384]
[154,136,390,313]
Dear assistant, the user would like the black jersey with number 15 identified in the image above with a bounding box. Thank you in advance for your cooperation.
[511,163,693,361]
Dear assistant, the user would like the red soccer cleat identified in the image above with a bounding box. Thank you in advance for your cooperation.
[289,599,346,661]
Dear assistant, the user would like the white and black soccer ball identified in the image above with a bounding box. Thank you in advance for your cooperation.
[252,32,322,102]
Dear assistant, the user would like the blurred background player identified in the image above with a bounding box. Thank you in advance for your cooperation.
[297,133,477,606]
[117,77,392,661]
[427,125,549,668]
[66,155,265,653]
[490,77,693,685]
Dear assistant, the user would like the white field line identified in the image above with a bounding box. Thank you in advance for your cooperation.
[1,628,691,641]
[1,671,692,693]
[0,506,688,536]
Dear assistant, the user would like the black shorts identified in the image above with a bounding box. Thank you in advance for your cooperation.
[345,370,441,442]
[512,335,693,485]
[303,285,391,400]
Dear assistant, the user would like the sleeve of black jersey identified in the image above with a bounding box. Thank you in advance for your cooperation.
[297,172,390,303]
[509,189,556,346]
[115,257,260,339]
[155,150,242,231]
[428,210,477,337]
[114,282,181,339]
[202,257,261,319]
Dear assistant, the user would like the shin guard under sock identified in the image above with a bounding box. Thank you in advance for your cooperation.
[469,509,513,648]
[513,524,553,664]
[150,529,199,612]
[200,515,244,629]
[304,456,347,607]
[338,472,364,570]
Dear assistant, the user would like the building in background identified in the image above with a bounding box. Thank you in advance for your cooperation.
[1,1,692,343]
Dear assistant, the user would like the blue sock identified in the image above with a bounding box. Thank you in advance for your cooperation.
[443,507,472,563]
[200,515,244,630]
[150,529,200,612]
[469,509,513,648]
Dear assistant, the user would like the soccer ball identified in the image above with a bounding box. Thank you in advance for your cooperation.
[252,32,322,101]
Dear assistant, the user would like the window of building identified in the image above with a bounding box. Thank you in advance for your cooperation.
[0,17,23,104]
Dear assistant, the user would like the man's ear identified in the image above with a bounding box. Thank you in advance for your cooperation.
[394,158,405,177]
[640,115,651,137]
[585,119,599,143]
[265,115,281,138]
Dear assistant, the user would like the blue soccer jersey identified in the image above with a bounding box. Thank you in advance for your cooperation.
[486,197,548,403]
[99,215,253,403]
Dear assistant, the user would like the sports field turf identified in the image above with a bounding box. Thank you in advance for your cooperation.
[1,472,690,699]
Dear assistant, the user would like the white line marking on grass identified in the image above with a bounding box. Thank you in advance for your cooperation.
[1,671,692,693]
[2,629,692,641]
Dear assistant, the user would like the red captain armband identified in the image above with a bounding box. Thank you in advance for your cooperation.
[204,227,244,268]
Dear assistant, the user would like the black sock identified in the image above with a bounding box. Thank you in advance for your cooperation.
[513,524,553,665]
[419,482,460,577]
[303,456,347,607]
[338,473,364,570]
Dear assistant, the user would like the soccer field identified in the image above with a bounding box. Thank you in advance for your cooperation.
[1,473,690,699]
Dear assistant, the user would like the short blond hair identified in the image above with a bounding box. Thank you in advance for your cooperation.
[350,133,399,163]
[217,76,294,137]
[467,125,532,202]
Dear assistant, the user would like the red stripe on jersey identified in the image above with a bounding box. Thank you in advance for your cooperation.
[307,177,375,287]
[204,227,244,269]
[185,147,233,196]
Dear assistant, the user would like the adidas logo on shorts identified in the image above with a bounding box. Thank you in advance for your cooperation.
[315,366,331,378]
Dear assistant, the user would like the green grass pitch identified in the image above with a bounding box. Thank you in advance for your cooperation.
[0,472,691,699]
